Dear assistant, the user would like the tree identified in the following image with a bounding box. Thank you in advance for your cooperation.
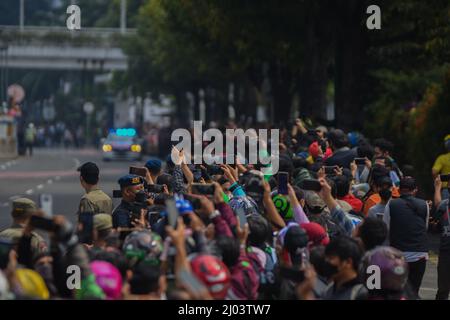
[123,0,338,125]
[0,0,55,26]
[96,0,146,28]
[362,0,450,195]
[407,70,450,196]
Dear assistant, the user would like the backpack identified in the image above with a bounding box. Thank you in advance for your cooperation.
[247,245,277,297]
[228,257,260,300]
[309,213,347,240]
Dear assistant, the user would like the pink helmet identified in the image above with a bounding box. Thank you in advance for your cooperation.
[90,261,123,300]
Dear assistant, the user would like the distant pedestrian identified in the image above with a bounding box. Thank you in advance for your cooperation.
[24,123,36,156]
[63,128,74,149]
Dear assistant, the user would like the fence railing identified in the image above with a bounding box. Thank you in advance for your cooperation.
[0,25,136,47]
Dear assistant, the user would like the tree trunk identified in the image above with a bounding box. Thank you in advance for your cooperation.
[269,62,293,125]
[300,68,328,122]
[174,88,189,128]
[299,20,329,121]
[334,0,368,131]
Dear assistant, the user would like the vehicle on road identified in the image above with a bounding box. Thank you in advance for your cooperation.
[101,128,143,161]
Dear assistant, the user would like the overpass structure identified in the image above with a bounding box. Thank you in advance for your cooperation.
[0,26,135,71]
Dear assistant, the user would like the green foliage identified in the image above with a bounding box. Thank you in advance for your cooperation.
[407,71,450,195]
[95,0,146,28]
[121,0,339,122]
[0,0,55,26]
[363,0,450,194]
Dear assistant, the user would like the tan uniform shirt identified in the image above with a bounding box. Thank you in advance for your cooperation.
[78,187,113,215]
[0,224,47,255]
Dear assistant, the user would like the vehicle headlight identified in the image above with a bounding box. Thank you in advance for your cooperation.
[131,145,141,152]
[102,144,112,152]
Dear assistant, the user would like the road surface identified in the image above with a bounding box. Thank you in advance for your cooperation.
[0,147,150,226]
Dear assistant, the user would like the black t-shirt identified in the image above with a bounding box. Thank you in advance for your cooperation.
[322,277,368,300]
[435,199,450,252]
[261,265,297,300]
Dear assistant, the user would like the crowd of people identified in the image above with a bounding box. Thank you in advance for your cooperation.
[18,121,109,154]
[0,118,449,301]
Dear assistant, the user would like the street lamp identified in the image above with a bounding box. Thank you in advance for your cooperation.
[0,46,9,104]
[120,0,127,35]
[136,96,143,131]
[20,0,25,33]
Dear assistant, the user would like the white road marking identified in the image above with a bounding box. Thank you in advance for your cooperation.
[37,184,44,190]
[55,176,61,181]
[25,189,34,195]
[47,179,53,184]
[9,195,20,200]
[1,159,18,170]
[2,203,8,207]
[420,287,437,292]
[73,158,81,170]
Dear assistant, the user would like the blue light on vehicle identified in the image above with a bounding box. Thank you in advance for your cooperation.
[113,128,136,136]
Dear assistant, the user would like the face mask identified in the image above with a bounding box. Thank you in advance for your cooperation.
[321,260,339,278]
[134,190,147,203]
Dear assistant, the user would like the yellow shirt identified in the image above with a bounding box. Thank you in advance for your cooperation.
[433,152,450,187]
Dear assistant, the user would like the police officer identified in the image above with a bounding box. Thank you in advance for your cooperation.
[112,174,148,229]
[77,162,113,216]
[145,159,163,183]
[0,198,47,257]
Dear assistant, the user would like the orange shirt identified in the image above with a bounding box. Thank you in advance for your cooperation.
[362,187,400,216]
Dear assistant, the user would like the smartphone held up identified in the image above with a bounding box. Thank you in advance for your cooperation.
[278,172,289,195]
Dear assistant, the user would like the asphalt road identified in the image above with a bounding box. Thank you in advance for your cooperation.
[0,147,444,299]
[0,147,149,226]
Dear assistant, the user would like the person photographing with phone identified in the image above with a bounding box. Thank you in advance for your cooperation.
[112,174,149,230]
[432,134,450,200]
[144,159,163,184]
[302,177,355,236]
[432,175,450,299]
[0,198,47,260]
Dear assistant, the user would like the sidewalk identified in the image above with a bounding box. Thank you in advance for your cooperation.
[419,257,438,299]
[419,233,440,299]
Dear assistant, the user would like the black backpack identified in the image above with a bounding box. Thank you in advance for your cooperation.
[308,213,347,240]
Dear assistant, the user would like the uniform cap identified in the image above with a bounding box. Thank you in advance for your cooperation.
[118,174,143,188]
[12,198,37,216]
